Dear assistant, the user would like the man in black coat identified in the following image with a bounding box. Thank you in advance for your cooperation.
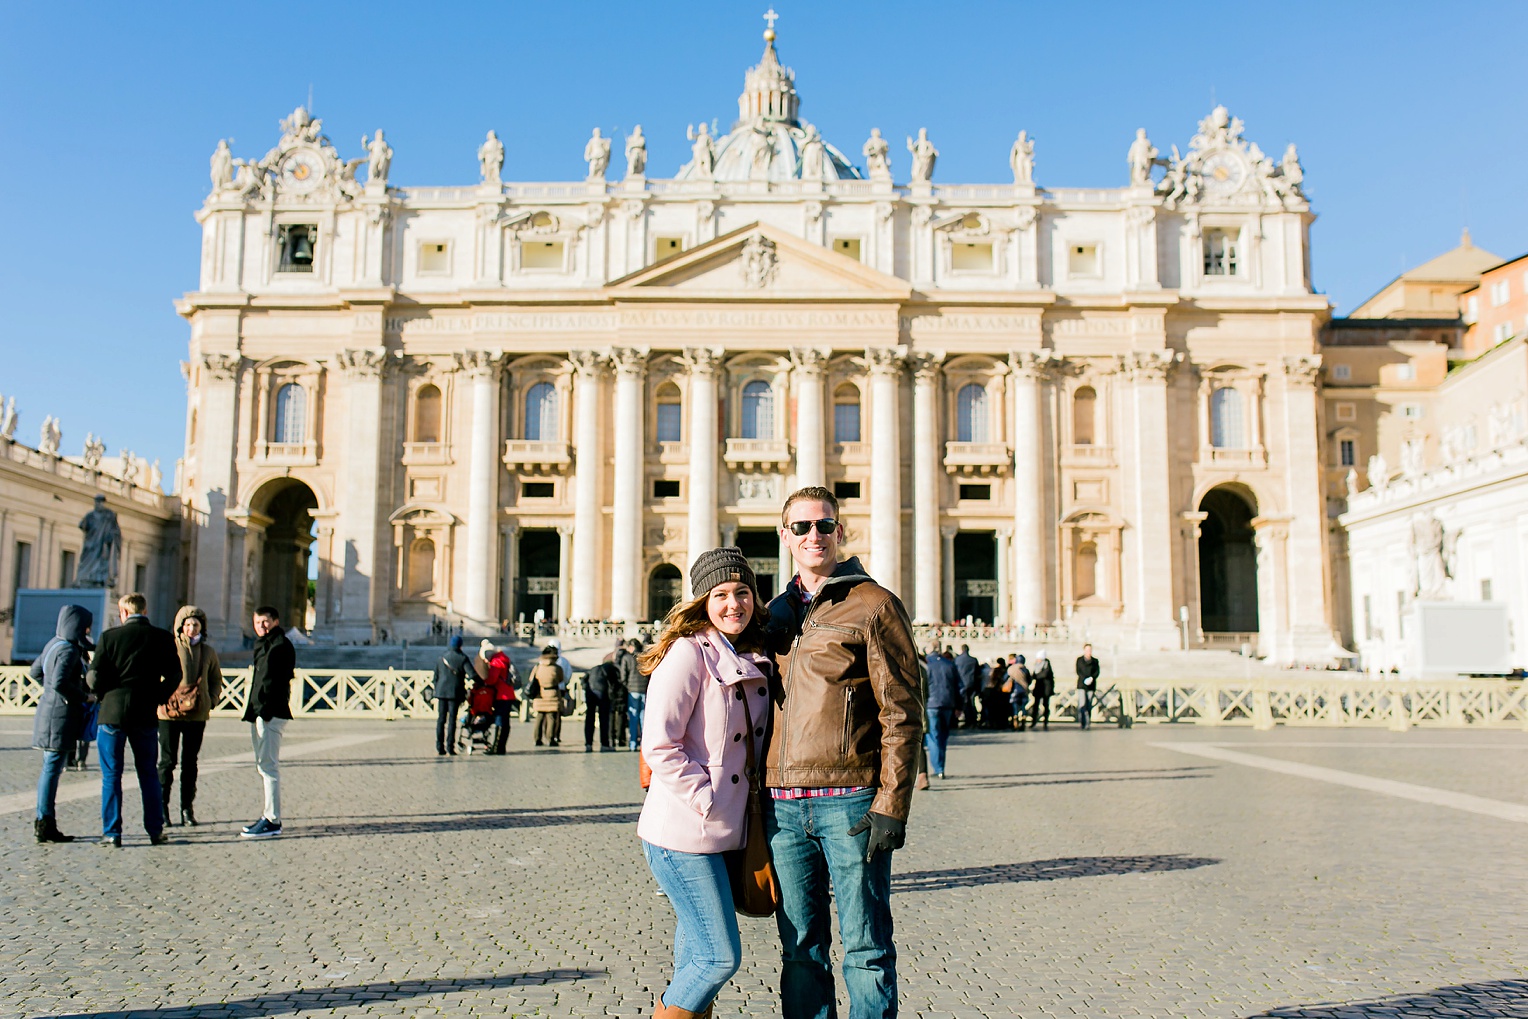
[87,592,180,847]
[618,638,646,750]
[953,644,980,728]
[433,635,470,756]
[583,657,615,751]
[241,606,295,839]
[1075,643,1102,730]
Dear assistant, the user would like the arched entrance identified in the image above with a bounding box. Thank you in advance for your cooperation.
[1198,486,1259,634]
[250,479,318,633]
[649,563,683,621]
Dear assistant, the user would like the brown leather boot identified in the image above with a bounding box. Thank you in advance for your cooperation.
[653,994,703,1018]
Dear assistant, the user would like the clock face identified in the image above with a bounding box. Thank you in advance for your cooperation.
[280,150,324,192]
[1201,151,1245,193]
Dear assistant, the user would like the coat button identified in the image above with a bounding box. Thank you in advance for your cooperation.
[757,686,766,696]
[735,689,744,700]
[731,774,740,784]
[733,733,742,742]
[737,668,744,675]
[755,726,764,736]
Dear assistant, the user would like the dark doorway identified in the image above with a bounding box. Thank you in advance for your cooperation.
[1199,487,1259,632]
[649,563,683,621]
[736,529,781,602]
[953,531,997,623]
[255,480,318,632]
[517,530,560,622]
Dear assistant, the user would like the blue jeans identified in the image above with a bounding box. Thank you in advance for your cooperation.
[924,707,954,778]
[98,723,163,837]
[765,788,896,1019]
[642,840,742,1012]
[36,750,66,819]
[627,692,647,749]
[1078,689,1094,729]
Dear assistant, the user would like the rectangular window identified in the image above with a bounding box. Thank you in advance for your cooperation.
[1401,403,1423,419]
[831,237,862,261]
[60,550,76,587]
[1491,280,1511,306]
[1494,321,1514,344]
[654,237,684,260]
[958,484,992,501]
[834,401,861,443]
[133,564,146,594]
[1203,229,1239,276]
[656,403,682,443]
[1331,364,1351,381]
[1396,363,1415,381]
[1363,594,1373,640]
[276,224,318,273]
[1068,243,1099,277]
[1481,578,1494,601]
[951,243,993,271]
[12,541,32,601]
[1339,439,1355,466]
[521,481,555,499]
[653,480,680,499]
[1465,295,1479,323]
[833,481,861,500]
[419,242,449,273]
[520,241,564,269]
[1335,402,1356,422]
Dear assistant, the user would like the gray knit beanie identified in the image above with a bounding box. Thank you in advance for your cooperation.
[690,547,757,600]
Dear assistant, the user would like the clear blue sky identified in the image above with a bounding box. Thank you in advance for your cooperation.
[2,1,1525,483]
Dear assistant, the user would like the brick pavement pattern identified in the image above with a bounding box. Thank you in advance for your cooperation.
[1,721,1525,1018]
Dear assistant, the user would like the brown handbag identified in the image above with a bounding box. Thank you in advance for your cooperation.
[726,692,781,918]
[163,682,202,720]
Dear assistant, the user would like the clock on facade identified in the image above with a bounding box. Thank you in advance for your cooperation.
[280,150,325,192]
[1200,151,1245,193]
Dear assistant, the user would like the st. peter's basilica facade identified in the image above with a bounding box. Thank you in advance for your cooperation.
[177,23,1334,661]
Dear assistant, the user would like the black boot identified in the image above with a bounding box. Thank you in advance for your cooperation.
[38,817,74,843]
[181,805,197,826]
[34,818,46,843]
[162,797,177,827]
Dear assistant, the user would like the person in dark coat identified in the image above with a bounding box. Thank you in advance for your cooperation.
[87,592,180,847]
[953,644,980,729]
[433,635,470,756]
[1009,654,1032,731]
[584,657,615,751]
[241,606,295,839]
[31,604,94,843]
[1075,644,1102,729]
[980,657,1009,730]
[607,641,630,749]
[618,639,646,750]
[924,647,961,779]
[158,604,223,827]
[1029,650,1055,731]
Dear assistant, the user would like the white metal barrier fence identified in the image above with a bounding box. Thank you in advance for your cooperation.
[2,667,1524,730]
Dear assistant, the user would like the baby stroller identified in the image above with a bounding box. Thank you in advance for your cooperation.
[456,681,501,755]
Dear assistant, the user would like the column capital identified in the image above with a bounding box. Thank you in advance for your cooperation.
[680,347,725,376]
[1115,348,1181,382]
[454,349,504,380]
[568,350,611,378]
[335,347,394,379]
[557,522,577,537]
[1281,354,1322,388]
[940,524,959,539]
[611,346,651,377]
[909,351,946,383]
[865,344,909,375]
[995,526,1013,539]
[1008,349,1062,381]
[789,347,832,374]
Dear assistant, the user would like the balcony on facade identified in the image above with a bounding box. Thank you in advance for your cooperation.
[724,438,791,472]
[254,440,318,466]
[1061,444,1117,468]
[401,441,452,466]
[1200,446,1268,468]
[503,440,572,474]
[833,441,870,466]
[943,442,1012,475]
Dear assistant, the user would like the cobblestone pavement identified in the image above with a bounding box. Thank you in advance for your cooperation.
[2,719,1525,1018]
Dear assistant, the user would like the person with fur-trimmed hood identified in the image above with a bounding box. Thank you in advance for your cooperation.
[158,604,223,826]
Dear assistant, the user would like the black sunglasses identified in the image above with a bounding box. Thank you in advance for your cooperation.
[787,518,839,536]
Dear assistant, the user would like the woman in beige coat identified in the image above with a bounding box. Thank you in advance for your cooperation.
[526,645,565,748]
[158,605,222,826]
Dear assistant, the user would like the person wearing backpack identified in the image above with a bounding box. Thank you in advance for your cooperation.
[433,635,470,756]
[31,604,95,843]
[158,605,223,826]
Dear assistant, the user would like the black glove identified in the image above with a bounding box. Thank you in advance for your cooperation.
[846,810,906,863]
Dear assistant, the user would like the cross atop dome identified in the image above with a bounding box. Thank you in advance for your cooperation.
[740,8,798,125]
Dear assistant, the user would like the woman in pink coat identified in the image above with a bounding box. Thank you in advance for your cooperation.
[637,548,772,1019]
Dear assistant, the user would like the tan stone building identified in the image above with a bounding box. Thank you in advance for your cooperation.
[177,24,1336,661]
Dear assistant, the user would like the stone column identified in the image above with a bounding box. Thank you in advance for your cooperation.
[192,352,241,644]
[458,351,502,628]
[995,527,1012,627]
[1009,352,1045,629]
[1123,349,1181,649]
[910,353,944,623]
[569,352,608,621]
[1280,356,1331,657]
[866,347,906,594]
[335,347,390,642]
[941,525,958,622]
[791,348,829,489]
[684,348,723,572]
[501,523,519,626]
[556,524,575,623]
[610,348,648,622]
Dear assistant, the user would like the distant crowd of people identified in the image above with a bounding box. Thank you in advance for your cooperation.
[31,593,295,844]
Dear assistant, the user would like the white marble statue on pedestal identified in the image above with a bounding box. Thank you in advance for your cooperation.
[362,130,392,185]
[478,130,504,183]
[39,415,60,455]
[1410,513,1453,599]
[687,122,716,178]
[0,397,15,440]
[210,140,234,191]
[1009,130,1034,184]
[82,433,105,469]
[1366,453,1389,493]
[863,128,890,182]
[584,128,611,180]
[624,125,647,178]
[120,450,140,486]
[1127,128,1158,186]
[149,459,163,492]
[906,128,937,183]
[800,122,825,181]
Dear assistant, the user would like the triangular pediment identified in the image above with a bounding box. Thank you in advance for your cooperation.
[607,222,911,300]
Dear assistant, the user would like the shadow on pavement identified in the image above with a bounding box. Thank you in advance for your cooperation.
[273,807,641,839]
[39,969,607,1018]
[1246,979,1528,1017]
[894,853,1219,891]
[937,766,1212,791]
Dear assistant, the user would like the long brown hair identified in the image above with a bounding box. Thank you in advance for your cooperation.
[638,586,769,675]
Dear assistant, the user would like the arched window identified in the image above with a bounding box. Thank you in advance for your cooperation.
[649,563,683,621]
[524,382,557,441]
[655,382,682,443]
[957,383,988,443]
[1073,386,1097,445]
[408,538,435,597]
[273,383,306,444]
[1075,541,1099,600]
[1210,386,1244,448]
[741,380,774,439]
[413,384,442,443]
[833,383,861,443]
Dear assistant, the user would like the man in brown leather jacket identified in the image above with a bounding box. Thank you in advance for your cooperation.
[764,486,922,1019]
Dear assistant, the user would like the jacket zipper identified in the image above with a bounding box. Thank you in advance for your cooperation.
[842,685,853,755]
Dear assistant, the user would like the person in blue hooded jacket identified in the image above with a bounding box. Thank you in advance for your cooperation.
[31,604,95,843]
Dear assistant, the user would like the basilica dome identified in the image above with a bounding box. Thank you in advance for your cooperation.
[674,24,862,183]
